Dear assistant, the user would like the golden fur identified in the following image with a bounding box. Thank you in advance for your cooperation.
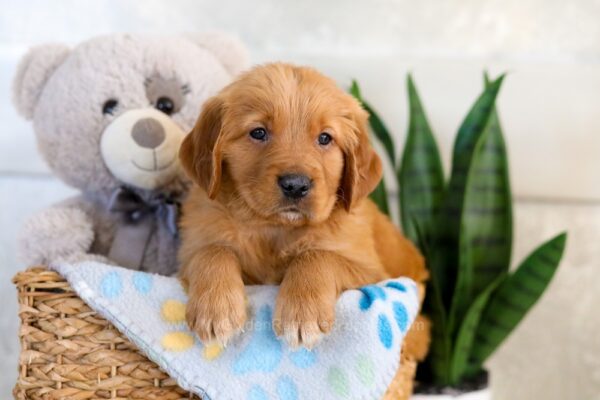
[178,63,429,356]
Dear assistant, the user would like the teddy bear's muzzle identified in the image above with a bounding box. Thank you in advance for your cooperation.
[131,118,166,149]
[100,108,186,191]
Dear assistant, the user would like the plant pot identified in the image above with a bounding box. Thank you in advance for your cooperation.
[411,387,491,400]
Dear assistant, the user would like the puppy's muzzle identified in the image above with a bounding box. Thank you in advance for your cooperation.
[278,174,312,200]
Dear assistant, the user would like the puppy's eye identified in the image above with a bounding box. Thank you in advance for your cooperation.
[318,132,333,146]
[155,96,175,115]
[249,127,268,141]
[102,99,118,115]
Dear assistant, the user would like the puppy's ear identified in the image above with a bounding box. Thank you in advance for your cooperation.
[179,96,225,199]
[339,106,383,211]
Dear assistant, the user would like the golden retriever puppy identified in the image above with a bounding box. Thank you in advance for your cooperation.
[178,63,429,352]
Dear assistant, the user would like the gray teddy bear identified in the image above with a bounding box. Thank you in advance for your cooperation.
[13,33,249,275]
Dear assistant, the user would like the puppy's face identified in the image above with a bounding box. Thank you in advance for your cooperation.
[180,64,382,225]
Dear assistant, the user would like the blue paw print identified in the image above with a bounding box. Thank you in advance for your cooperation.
[276,376,299,400]
[358,285,387,310]
[132,272,153,294]
[234,305,283,374]
[385,281,407,293]
[392,301,409,332]
[378,314,393,349]
[236,306,318,399]
[100,271,123,298]
[247,377,299,400]
[289,348,317,369]
[248,385,269,400]
[358,281,411,349]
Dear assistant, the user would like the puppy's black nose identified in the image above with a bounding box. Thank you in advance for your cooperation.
[278,174,312,200]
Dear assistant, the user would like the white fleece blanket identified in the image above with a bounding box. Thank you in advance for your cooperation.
[52,261,420,400]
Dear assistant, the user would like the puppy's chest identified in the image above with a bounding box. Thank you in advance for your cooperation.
[235,228,301,284]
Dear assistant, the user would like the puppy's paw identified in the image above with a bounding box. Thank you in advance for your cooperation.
[274,291,335,349]
[186,284,247,345]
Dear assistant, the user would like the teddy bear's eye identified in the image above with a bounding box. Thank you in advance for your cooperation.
[102,99,118,115]
[155,96,175,115]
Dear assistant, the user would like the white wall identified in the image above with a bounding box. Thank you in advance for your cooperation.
[1,0,600,200]
[1,1,599,398]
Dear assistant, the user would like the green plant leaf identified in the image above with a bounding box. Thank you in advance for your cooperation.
[399,76,450,384]
[449,91,512,329]
[398,74,445,245]
[449,274,505,383]
[469,232,567,367]
[439,75,505,310]
[413,218,453,385]
[369,178,390,216]
[349,80,396,167]
[468,73,513,294]
[452,75,505,174]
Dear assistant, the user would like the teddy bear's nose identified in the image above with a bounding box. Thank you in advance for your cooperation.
[131,118,166,149]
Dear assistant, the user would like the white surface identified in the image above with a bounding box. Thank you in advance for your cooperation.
[1,1,599,399]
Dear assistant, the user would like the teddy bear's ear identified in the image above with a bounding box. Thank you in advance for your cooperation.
[187,31,250,77]
[12,44,70,120]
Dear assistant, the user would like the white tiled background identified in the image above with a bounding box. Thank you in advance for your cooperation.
[1,1,599,398]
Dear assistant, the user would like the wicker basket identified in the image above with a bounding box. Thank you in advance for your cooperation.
[13,267,416,400]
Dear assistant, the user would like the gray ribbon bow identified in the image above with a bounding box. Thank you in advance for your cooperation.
[107,186,181,270]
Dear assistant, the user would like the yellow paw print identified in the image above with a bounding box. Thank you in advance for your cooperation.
[203,342,224,360]
[161,331,195,351]
[159,299,224,360]
[161,299,186,323]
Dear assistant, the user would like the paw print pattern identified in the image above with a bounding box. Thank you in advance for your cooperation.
[234,305,283,374]
[358,281,411,349]
[289,348,317,369]
[234,305,309,399]
[158,299,195,352]
[321,281,415,398]
[100,271,123,298]
[158,298,225,358]
[325,354,377,399]
[90,267,419,400]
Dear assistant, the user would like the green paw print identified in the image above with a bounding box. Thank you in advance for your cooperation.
[327,354,375,398]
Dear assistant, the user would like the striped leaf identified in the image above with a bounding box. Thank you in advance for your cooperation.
[449,275,505,383]
[398,74,445,245]
[468,73,513,294]
[349,80,396,168]
[450,96,512,329]
[413,219,453,385]
[469,232,567,367]
[441,76,505,314]
[451,75,505,180]
[444,75,505,237]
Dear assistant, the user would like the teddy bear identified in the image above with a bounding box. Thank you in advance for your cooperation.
[13,32,249,275]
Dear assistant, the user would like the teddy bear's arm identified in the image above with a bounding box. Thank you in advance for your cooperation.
[17,199,110,266]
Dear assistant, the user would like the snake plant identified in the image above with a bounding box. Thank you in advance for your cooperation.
[350,75,567,387]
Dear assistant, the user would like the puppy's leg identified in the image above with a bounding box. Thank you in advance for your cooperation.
[180,245,246,345]
[275,251,385,348]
